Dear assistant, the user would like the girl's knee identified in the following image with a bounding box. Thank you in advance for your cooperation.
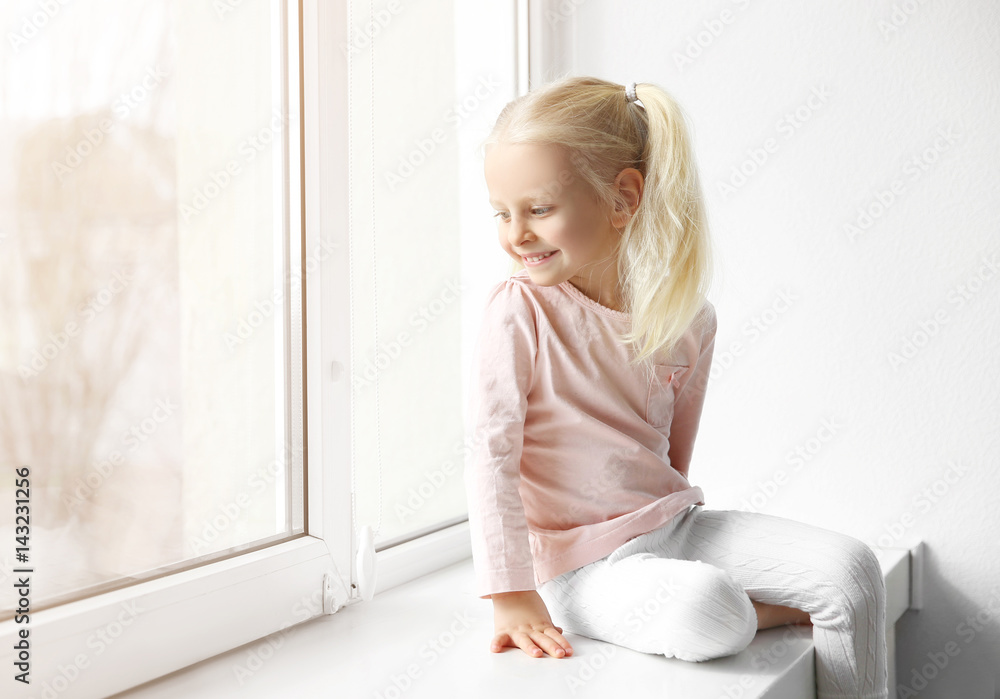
[569,556,757,661]
[812,535,886,628]
[656,564,757,661]
[832,536,885,599]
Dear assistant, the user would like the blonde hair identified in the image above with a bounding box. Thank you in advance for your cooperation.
[485,76,713,376]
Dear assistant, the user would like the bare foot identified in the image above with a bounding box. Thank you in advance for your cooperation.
[752,601,812,630]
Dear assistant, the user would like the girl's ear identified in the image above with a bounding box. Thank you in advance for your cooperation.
[611,168,644,228]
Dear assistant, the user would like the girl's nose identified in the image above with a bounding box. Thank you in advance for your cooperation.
[508,216,534,247]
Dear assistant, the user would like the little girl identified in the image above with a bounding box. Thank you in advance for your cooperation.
[464,76,888,699]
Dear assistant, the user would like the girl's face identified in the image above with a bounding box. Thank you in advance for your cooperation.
[484,142,623,310]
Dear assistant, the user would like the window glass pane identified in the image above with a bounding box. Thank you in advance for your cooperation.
[347,0,515,547]
[0,0,303,615]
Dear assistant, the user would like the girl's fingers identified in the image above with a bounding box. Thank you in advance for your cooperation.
[544,627,573,656]
[490,632,512,652]
[529,629,570,658]
[492,627,572,658]
[511,631,544,657]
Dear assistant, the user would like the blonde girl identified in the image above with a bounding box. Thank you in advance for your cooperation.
[465,76,887,699]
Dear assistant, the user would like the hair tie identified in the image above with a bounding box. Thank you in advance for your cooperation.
[625,82,638,104]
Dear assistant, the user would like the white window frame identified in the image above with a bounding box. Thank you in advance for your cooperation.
[0,3,348,696]
[0,1,520,694]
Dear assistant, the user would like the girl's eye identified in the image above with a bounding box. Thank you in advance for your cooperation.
[532,207,551,216]
[493,211,510,222]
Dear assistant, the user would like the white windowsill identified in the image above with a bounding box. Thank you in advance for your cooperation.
[113,543,917,699]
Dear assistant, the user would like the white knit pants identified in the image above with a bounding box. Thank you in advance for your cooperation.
[537,505,888,699]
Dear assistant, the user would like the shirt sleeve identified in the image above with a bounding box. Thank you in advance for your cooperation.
[667,301,717,481]
[463,279,539,598]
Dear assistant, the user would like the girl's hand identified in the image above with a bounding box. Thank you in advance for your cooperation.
[489,590,574,658]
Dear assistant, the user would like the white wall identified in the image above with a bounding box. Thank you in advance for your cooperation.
[546,1,1000,696]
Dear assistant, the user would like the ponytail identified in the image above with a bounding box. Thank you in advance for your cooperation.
[618,81,713,372]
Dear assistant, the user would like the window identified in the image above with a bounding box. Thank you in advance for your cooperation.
[0,0,518,694]
[0,0,303,618]
[344,0,517,551]
[0,2,341,695]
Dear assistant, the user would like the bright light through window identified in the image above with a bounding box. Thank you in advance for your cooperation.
[0,0,304,616]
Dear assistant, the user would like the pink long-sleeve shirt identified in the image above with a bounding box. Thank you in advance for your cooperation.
[464,270,717,599]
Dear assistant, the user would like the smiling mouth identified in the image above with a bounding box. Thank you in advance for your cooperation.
[523,251,558,264]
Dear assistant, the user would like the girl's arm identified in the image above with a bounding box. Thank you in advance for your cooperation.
[466,281,569,657]
[667,302,717,479]
[465,281,538,595]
